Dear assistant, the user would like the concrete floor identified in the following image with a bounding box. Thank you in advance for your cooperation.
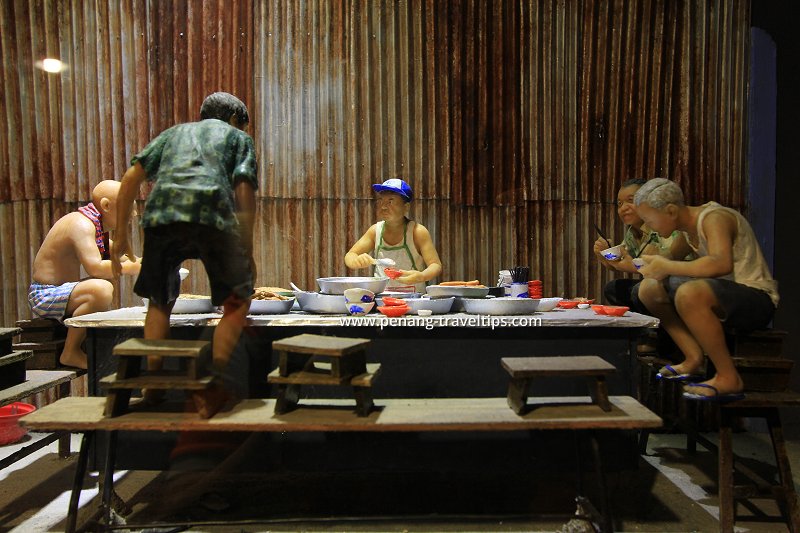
[3,419,800,533]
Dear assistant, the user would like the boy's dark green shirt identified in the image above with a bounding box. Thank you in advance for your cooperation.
[132,118,258,232]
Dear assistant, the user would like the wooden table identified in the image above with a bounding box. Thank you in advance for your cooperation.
[24,395,661,533]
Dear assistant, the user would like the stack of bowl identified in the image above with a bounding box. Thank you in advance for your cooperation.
[343,288,375,316]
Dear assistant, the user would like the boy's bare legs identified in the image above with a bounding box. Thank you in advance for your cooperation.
[673,280,743,397]
[213,296,250,371]
[142,301,173,404]
[637,278,705,375]
[61,279,114,369]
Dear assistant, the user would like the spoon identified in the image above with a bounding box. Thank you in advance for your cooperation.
[290,282,306,292]
[373,257,396,267]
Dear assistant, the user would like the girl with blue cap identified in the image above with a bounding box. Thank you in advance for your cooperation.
[345,178,442,293]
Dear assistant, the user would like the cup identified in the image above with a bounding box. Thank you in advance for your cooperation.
[510,282,529,298]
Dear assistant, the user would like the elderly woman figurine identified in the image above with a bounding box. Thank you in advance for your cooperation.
[634,178,779,401]
[345,178,442,293]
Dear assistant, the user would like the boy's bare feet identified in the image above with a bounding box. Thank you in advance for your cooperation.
[59,348,87,369]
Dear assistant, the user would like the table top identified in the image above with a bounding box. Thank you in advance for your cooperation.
[65,306,659,329]
[22,396,662,432]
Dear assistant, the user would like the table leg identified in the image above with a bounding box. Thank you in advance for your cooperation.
[101,431,118,526]
[58,381,71,458]
[589,431,613,533]
[766,409,800,532]
[275,384,300,414]
[590,376,611,412]
[507,378,528,414]
[66,432,93,533]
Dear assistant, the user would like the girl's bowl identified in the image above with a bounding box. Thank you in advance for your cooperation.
[377,305,410,317]
[603,305,630,317]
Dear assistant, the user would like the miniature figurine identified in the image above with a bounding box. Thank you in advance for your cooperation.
[30,180,141,369]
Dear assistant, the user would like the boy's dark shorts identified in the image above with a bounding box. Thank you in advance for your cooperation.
[134,222,253,307]
[666,276,776,332]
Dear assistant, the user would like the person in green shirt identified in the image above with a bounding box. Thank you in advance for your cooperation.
[112,92,258,414]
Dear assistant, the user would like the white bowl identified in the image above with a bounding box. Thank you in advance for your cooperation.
[346,301,375,316]
[632,258,645,270]
[535,297,563,312]
[402,297,455,315]
[144,297,214,314]
[462,297,540,316]
[343,288,375,304]
[601,245,623,261]
[249,297,295,314]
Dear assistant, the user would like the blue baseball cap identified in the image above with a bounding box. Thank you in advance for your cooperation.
[372,178,413,202]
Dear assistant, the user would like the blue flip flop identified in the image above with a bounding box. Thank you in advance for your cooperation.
[682,382,745,402]
[656,364,703,382]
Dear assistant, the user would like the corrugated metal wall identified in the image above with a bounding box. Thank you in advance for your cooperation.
[1,0,750,326]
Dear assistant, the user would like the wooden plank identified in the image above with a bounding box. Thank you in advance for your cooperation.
[268,363,381,387]
[501,356,616,377]
[22,396,662,433]
[721,391,800,409]
[0,350,33,367]
[0,328,21,340]
[0,370,77,405]
[112,338,210,358]
[100,373,214,391]
[272,334,371,357]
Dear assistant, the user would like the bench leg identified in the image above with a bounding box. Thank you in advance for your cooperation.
[589,431,613,533]
[353,386,374,417]
[104,355,141,417]
[589,376,611,412]
[719,410,735,533]
[766,409,800,532]
[275,384,301,414]
[66,431,93,533]
[507,378,529,414]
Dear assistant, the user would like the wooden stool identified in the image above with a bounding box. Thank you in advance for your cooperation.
[501,356,616,414]
[13,318,67,370]
[718,392,800,533]
[268,333,380,416]
[101,338,216,418]
[0,327,32,389]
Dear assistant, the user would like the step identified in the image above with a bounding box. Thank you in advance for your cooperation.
[112,338,211,358]
[14,319,66,343]
[273,334,371,357]
[13,340,66,370]
[735,357,794,392]
[0,350,34,389]
[268,362,381,387]
[502,356,616,378]
[0,328,22,356]
[100,372,214,391]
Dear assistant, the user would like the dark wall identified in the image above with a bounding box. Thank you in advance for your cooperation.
[751,4,800,384]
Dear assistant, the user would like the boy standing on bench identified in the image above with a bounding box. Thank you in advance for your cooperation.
[111,92,258,406]
[633,178,779,401]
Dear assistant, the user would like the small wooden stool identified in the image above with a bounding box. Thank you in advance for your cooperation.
[501,356,616,414]
[268,333,380,416]
[101,338,215,418]
[718,392,800,533]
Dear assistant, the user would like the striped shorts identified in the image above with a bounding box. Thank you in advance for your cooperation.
[28,281,79,322]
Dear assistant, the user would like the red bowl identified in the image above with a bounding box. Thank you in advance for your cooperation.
[381,297,407,307]
[383,267,403,280]
[591,305,607,315]
[0,402,36,445]
[602,305,629,317]
[557,300,579,309]
[377,305,410,317]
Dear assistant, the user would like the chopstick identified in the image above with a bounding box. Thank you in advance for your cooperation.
[633,233,657,259]
[593,222,613,249]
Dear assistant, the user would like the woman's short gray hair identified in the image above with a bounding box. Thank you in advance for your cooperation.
[633,178,685,209]
[199,92,249,125]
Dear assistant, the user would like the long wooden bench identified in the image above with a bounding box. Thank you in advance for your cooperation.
[0,369,80,470]
[23,395,661,533]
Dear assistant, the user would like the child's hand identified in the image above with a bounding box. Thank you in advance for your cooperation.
[398,270,424,284]
[351,253,375,269]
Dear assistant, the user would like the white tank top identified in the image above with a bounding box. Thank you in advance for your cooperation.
[692,202,779,306]
[373,219,427,293]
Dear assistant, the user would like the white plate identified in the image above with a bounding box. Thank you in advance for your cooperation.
[426,285,490,298]
[536,297,563,312]
[144,297,214,314]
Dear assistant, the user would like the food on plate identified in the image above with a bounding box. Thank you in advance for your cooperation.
[178,293,210,299]
[252,287,291,301]
[439,280,485,287]
[573,297,594,304]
